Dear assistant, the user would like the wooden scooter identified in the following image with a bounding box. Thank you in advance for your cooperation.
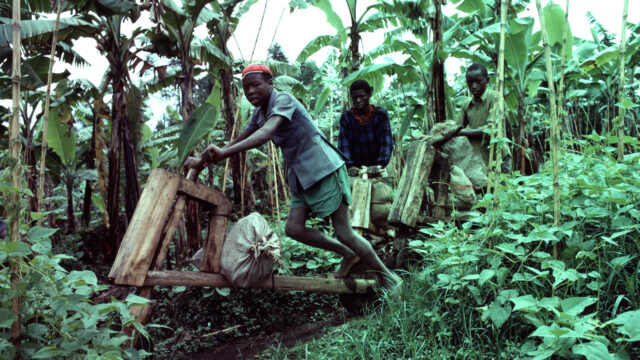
[108,168,380,341]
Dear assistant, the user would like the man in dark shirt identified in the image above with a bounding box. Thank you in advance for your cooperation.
[339,80,393,176]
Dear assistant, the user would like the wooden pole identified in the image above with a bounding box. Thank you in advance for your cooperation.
[489,0,507,200]
[617,0,629,162]
[37,0,63,223]
[557,0,570,139]
[10,0,22,341]
[432,0,446,123]
[269,142,283,241]
[144,271,378,294]
[535,0,561,259]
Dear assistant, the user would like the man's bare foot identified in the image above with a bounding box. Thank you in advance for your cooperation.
[334,255,360,278]
[382,272,403,298]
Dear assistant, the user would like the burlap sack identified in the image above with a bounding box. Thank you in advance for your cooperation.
[370,180,393,225]
[220,212,280,288]
[449,165,476,209]
[441,134,488,190]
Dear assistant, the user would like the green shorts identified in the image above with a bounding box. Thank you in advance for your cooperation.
[290,165,352,218]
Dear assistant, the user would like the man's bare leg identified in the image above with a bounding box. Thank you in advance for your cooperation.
[285,207,358,277]
[330,201,402,291]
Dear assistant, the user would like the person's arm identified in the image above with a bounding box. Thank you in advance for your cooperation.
[459,129,485,139]
[455,102,468,128]
[338,111,355,167]
[185,115,284,170]
[376,111,393,167]
[223,126,254,150]
[215,115,285,161]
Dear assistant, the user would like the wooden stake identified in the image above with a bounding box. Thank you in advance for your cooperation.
[617,0,629,162]
[269,142,283,241]
[10,0,22,341]
[535,0,561,259]
[36,0,63,223]
[489,0,507,202]
[557,0,570,138]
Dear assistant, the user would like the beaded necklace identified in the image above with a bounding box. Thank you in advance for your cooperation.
[351,105,373,125]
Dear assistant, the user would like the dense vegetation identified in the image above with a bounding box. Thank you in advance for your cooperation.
[1,0,639,359]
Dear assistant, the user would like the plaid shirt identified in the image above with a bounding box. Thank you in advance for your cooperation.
[338,106,393,167]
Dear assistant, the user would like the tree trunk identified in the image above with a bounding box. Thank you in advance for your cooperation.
[349,23,361,72]
[23,108,38,215]
[82,106,97,227]
[66,175,77,233]
[432,0,446,123]
[220,68,246,208]
[121,116,140,220]
[179,60,195,124]
[37,0,63,224]
[106,83,124,260]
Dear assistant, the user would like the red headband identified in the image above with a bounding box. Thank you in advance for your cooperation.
[241,63,272,78]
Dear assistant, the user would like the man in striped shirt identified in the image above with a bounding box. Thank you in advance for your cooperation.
[339,80,393,176]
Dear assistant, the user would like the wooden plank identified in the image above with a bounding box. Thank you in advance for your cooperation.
[109,168,181,286]
[431,157,450,219]
[388,142,423,224]
[350,177,372,231]
[200,213,229,272]
[178,176,232,272]
[400,145,435,226]
[144,271,379,294]
[178,177,232,208]
[152,195,187,271]
[388,142,436,227]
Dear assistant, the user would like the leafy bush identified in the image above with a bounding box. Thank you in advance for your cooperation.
[0,225,151,359]
[0,152,150,359]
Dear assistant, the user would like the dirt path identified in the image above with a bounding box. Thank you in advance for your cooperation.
[188,315,346,360]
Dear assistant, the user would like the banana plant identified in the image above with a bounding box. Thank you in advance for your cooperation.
[143,0,227,124]
[44,105,91,233]
[293,0,394,75]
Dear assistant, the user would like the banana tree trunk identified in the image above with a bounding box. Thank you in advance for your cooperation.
[121,117,140,220]
[82,106,97,227]
[349,23,361,72]
[106,89,123,260]
[23,107,38,214]
[66,175,77,233]
[37,0,63,223]
[220,68,243,204]
[179,59,195,124]
[432,0,446,123]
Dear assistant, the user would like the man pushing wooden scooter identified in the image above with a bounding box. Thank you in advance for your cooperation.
[108,65,404,343]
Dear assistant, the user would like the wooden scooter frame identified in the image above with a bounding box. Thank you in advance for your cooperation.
[108,168,379,332]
